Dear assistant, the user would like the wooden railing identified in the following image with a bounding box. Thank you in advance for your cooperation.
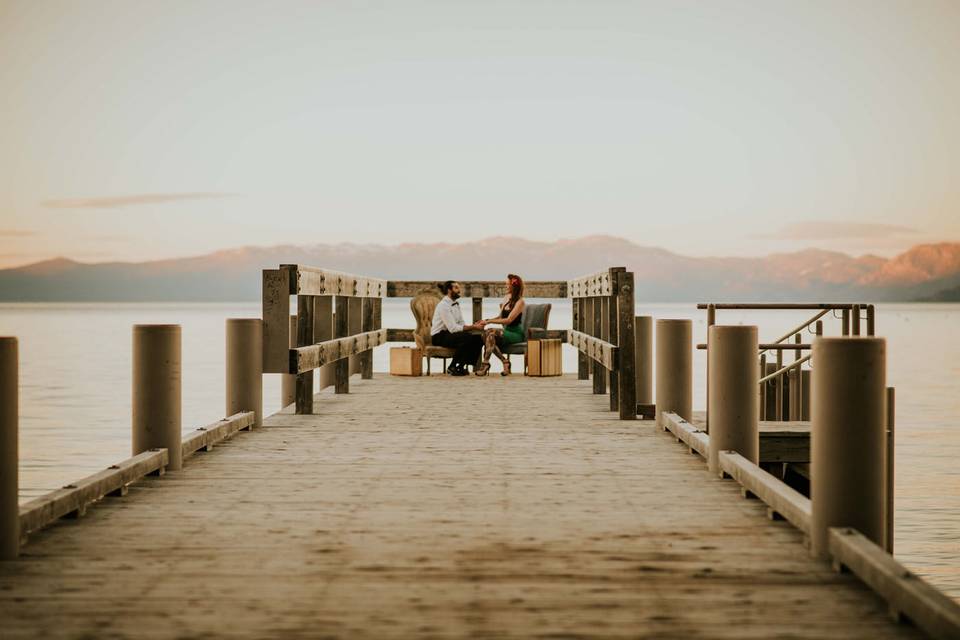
[567,267,637,419]
[262,265,386,414]
[697,303,875,423]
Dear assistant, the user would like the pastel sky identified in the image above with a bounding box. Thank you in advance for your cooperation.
[2,0,959,268]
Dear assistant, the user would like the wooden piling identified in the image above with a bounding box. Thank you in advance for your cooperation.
[0,337,18,559]
[634,315,653,406]
[655,319,692,429]
[472,297,482,324]
[226,319,263,429]
[707,325,759,474]
[811,337,886,558]
[132,325,182,470]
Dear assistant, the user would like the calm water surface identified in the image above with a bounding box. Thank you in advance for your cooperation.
[1,301,958,598]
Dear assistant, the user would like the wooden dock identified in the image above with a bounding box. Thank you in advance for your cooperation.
[0,374,922,638]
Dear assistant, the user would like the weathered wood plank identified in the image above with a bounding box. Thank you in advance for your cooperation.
[568,330,617,370]
[295,294,315,414]
[261,268,290,374]
[181,412,256,461]
[386,327,415,342]
[830,527,960,640]
[387,280,567,298]
[334,296,350,393]
[281,265,387,298]
[290,329,387,374]
[662,411,709,458]
[18,449,168,539]
[718,450,812,536]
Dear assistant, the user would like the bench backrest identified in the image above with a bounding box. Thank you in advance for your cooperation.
[522,303,551,337]
[410,290,442,350]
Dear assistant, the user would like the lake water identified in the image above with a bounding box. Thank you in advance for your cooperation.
[1,301,958,598]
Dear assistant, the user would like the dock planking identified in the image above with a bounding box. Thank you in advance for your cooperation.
[0,375,919,638]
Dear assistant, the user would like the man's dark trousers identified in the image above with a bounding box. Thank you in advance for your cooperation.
[432,330,483,369]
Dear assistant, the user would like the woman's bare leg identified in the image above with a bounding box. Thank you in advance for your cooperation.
[483,328,505,364]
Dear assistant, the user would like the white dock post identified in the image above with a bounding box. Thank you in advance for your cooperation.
[811,336,886,558]
[226,318,263,429]
[707,325,759,474]
[133,325,182,471]
[0,337,18,559]
[655,319,692,429]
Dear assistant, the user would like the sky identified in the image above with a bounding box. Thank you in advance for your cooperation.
[1,0,959,268]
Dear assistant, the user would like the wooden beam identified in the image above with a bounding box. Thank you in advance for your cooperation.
[386,328,415,342]
[361,298,375,379]
[261,268,291,374]
[18,449,168,540]
[829,527,960,640]
[661,411,709,459]
[181,412,256,461]
[568,330,617,370]
[387,281,566,298]
[717,450,812,536]
[335,296,350,393]
[291,329,388,374]
[281,265,387,298]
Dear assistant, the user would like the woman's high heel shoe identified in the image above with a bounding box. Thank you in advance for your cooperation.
[475,362,491,376]
[501,359,512,376]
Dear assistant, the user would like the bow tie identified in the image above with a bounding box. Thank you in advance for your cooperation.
[451,301,459,306]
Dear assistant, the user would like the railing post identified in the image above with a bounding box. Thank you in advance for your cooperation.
[841,309,850,336]
[705,303,716,433]
[348,297,363,376]
[810,336,886,558]
[361,297,374,379]
[758,353,767,421]
[132,324,182,471]
[576,299,589,380]
[607,268,625,412]
[592,296,605,395]
[0,337,18,559]
[281,315,296,408]
[867,304,876,337]
[707,325,759,474]
[885,386,895,554]
[615,271,636,420]
[775,349,784,421]
[852,304,861,336]
[295,296,315,414]
[472,297,483,325]
[634,315,653,407]
[315,297,334,390]
[335,295,350,394]
[789,333,802,421]
[655,319,692,429]
[226,318,263,429]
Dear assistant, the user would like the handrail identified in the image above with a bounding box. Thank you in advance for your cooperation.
[764,309,829,352]
[696,303,868,310]
[759,353,811,385]
[387,280,566,298]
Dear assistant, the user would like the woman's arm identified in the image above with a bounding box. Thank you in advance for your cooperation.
[483,296,512,324]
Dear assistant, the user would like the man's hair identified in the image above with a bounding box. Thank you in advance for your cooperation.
[437,280,456,295]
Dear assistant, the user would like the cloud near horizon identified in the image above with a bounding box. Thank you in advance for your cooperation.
[42,192,237,209]
[756,221,920,241]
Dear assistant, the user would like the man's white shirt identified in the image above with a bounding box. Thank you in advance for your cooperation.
[431,296,466,335]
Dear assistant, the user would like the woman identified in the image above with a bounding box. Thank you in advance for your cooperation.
[475,274,525,376]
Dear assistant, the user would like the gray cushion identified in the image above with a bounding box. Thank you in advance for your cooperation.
[521,303,550,335]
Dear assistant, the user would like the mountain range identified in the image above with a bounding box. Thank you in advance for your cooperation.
[1,236,959,302]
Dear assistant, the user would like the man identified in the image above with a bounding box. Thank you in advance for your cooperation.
[431,280,485,376]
